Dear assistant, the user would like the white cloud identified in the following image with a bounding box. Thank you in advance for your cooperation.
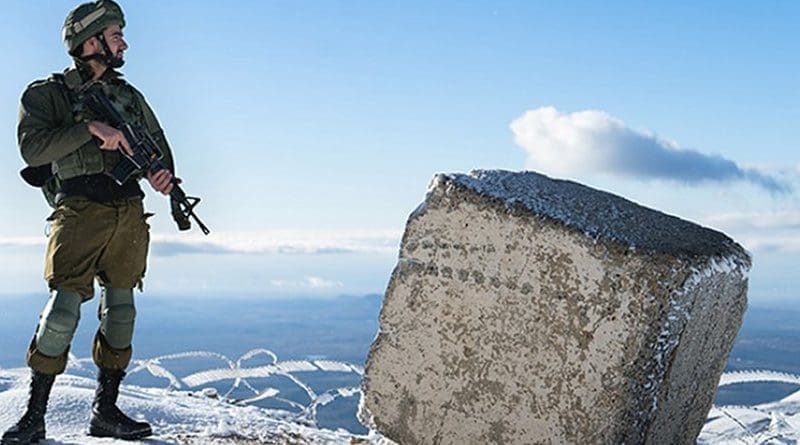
[703,211,800,231]
[1,230,397,296]
[0,237,46,248]
[735,236,800,254]
[699,211,800,254]
[510,107,790,193]
[305,276,344,289]
[0,230,402,256]
[269,276,344,289]
[149,229,402,257]
[0,229,402,257]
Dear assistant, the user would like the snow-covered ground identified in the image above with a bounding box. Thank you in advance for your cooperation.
[0,350,394,445]
[1,353,798,444]
[699,370,800,444]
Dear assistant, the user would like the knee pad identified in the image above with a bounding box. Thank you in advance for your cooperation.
[35,289,82,357]
[100,287,136,350]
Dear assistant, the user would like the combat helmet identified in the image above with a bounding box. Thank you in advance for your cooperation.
[62,0,125,56]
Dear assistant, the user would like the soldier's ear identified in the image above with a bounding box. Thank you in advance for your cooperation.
[80,36,100,56]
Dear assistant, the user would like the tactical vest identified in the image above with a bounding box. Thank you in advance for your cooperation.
[52,68,146,181]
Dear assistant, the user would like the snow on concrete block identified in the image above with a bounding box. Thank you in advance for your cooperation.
[360,170,751,445]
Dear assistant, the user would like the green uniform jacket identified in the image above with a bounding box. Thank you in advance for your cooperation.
[18,67,175,183]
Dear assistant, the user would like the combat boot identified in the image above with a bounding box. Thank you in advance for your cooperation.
[88,367,152,440]
[1,370,56,445]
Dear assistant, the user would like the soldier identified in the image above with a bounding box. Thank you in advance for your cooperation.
[3,1,176,443]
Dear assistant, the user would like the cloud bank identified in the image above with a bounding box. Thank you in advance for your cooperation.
[700,211,800,253]
[0,230,402,258]
[269,276,344,290]
[510,107,789,193]
[150,230,402,257]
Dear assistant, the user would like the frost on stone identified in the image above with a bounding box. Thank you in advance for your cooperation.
[444,169,751,262]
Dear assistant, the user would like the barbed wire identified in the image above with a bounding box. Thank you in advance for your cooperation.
[65,353,800,442]
[701,370,800,444]
[66,348,364,426]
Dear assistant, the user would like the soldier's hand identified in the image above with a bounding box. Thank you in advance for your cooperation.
[87,120,133,156]
[147,169,175,195]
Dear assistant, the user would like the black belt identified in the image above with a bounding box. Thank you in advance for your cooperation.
[57,174,144,204]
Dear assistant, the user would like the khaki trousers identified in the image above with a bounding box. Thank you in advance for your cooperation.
[45,197,150,297]
[27,197,150,374]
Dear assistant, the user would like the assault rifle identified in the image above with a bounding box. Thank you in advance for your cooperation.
[79,82,210,235]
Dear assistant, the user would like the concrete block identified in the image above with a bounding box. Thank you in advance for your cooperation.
[360,170,751,445]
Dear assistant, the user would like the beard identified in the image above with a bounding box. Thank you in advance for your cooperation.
[107,55,125,68]
[80,51,125,69]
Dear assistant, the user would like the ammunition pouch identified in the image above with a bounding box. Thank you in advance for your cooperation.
[20,164,61,208]
[20,164,53,187]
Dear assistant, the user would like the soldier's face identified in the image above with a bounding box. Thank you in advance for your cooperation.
[102,25,128,61]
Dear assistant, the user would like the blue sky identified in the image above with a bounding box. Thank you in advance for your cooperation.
[1,1,798,302]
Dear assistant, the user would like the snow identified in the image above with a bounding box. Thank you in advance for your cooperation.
[700,371,800,444]
[0,351,395,445]
[643,294,691,416]
[2,351,799,444]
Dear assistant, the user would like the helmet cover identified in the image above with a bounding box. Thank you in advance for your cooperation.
[63,0,125,55]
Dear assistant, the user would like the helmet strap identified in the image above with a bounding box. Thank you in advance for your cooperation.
[79,53,107,64]
[86,31,124,69]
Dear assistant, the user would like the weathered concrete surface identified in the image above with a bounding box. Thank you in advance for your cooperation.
[359,170,751,445]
